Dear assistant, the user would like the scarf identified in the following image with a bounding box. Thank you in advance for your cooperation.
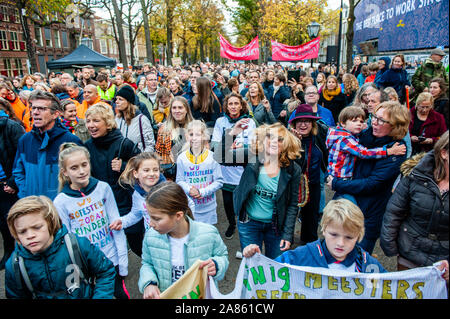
[61,117,78,133]
[322,86,341,101]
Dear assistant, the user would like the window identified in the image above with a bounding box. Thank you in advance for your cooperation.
[10,31,19,50]
[54,30,61,48]
[3,58,13,77]
[34,27,43,46]
[100,39,107,54]
[44,28,52,47]
[0,6,9,22]
[61,31,68,48]
[15,58,24,76]
[14,8,19,22]
[0,30,7,50]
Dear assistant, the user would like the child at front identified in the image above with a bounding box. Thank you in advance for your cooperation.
[326,106,406,200]
[4,195,116,299]
[52,143,130,299]
[138,181,229,299]
[244,199,386,273]
[176,120,224,224]
[109,152,196,241]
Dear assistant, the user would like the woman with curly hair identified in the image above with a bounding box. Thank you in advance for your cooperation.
[20,75,36,91]
[341,73,359,105]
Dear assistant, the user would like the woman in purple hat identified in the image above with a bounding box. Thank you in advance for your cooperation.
[289,104,329,244]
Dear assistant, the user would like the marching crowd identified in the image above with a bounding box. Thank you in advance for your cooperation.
[0,48,448,299]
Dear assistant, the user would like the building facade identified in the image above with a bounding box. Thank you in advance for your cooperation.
[0,2,96,77]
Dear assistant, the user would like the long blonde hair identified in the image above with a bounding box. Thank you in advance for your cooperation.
[163,96,194,141]
[58,142,91,191]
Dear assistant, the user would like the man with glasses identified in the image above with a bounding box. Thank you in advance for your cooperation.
[12,90,82,200]
[287,85,335,127]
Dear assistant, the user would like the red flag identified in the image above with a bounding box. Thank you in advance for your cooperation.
[219,33,259,61]
[271,37,320,61]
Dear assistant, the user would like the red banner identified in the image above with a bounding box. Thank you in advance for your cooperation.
[271,37,320,61]
[219,33,259,61]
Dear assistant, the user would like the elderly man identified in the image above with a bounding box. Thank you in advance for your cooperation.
[60,72,74,86]
[12,90,82,200]
[412,47,449,97]
[77,84,109,118]
[66,81,84,104]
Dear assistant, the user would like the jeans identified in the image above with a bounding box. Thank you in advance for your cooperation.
[319,170,326,214]
[237,218,283,259]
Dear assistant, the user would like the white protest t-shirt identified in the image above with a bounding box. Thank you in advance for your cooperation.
[169,234,189,283]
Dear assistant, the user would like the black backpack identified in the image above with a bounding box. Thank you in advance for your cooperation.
[11,233,94,299]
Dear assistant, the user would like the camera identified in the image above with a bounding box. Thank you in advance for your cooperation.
[418,136,426,142]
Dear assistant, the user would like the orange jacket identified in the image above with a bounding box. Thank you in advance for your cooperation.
[76,96,107,119]
[10,97,32,132]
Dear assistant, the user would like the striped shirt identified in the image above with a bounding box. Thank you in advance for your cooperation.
[326,126,388,179]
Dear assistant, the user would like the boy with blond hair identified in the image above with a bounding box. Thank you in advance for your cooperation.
[244,199,386,273]
[4,195,116,299]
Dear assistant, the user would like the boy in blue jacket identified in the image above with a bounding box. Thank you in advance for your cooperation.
[243,198,386,273]
[5,195,116,299]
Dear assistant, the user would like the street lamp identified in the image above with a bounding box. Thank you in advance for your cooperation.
[307,21,321,67]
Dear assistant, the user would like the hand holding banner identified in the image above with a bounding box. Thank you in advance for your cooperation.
[207,253,448,299]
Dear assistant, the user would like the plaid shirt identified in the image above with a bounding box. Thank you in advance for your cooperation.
[326,126,388,179]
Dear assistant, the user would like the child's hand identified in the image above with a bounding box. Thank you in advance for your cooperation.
[143,284,160,299]
[280,240,291,251]
[3,185,16,194]
[279,110,287,118]
[111,157,122,172]
[436,260,449,283]
[109,219,123,230]
[326,175,334,188]
[243,244,261,258]
[189,187,201,199]
[387,142,406,156]
[199,259,216,277]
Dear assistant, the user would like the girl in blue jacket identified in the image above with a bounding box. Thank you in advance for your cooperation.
[244,199,387,274]
[138,181,229,299]
[5,195,116,299]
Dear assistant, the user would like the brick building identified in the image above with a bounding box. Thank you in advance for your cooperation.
[0,3,96,77]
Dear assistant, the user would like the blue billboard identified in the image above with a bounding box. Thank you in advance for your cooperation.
[353,0,449,52]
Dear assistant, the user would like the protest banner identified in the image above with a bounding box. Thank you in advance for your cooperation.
[207,254,447,299]
[219,33,259,61]
[271,37,320,62]
[160,260,208,299]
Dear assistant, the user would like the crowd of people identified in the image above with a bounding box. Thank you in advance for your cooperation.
[0,48,448,299]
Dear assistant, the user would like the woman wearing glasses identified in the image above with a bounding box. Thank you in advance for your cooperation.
[409,92,447,155]
[328,101,410,254]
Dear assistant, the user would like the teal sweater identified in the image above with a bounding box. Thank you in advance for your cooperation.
[138,217,229,293]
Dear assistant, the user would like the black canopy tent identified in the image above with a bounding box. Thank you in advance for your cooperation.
[46,44,116,69]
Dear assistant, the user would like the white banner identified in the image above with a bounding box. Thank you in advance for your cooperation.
[207,254,447,299]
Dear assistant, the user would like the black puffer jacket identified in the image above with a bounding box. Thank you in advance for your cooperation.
[380,151,449,266]
[0,116,25,187]
[84,129,140,217]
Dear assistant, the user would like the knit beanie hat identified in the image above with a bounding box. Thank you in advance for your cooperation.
[116,85,136,104]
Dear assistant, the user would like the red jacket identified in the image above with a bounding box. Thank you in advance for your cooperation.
[409,107,447,152]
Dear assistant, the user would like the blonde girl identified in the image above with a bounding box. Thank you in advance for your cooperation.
[138,181,229,298]
[176,120,223,224]
[53,142,130,299]
[109,152,167,236]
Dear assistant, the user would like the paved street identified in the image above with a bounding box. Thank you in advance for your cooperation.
[0,187,396,299]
